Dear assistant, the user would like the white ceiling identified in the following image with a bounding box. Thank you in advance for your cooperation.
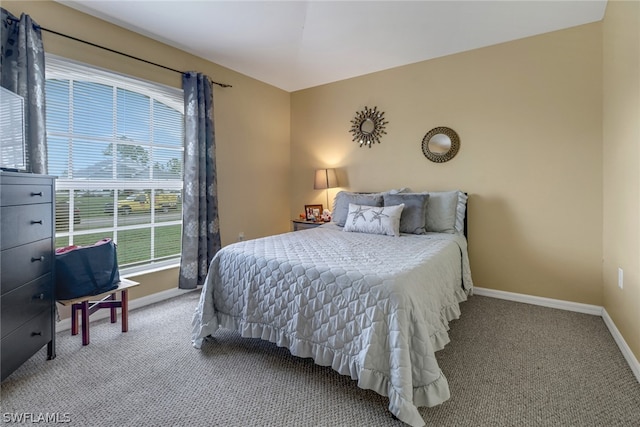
[57,1,607,92]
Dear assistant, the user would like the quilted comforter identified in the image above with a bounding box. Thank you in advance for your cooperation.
[192,224,473,427]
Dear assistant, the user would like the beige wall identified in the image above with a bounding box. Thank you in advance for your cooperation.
[603,0,640,360]
[292,23,603,307]
[4,1,291,304]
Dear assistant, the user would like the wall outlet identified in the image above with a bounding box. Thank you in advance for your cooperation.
[237,232,244,242]
[618,267,623,289]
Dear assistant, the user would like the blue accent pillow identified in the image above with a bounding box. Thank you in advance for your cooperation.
[383,193,430,234]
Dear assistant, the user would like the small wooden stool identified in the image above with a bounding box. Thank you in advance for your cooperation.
[58,279,140,345]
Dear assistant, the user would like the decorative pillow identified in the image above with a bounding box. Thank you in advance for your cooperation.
[425,190,467,234]
[332,189,411,227]
[454,191,468,235]
[343,203,404,237]
[387,187,412,194]
[383,193,429,234]
[332,191,383,227]
[425,191,458,233]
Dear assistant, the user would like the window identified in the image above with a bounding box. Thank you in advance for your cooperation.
[45,55,184,272]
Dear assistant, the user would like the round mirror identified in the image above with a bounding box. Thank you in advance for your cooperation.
[360,118,375,134]
[428,133,451,154]
[349,106,388,148]
[421,127,460,163]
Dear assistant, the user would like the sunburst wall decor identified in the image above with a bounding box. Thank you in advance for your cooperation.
[349,106,388,148]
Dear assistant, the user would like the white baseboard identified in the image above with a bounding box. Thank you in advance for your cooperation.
[602,308,640,384]
[472,287,640,384]
[55,284,640,385]
[472,287,603,316]
[55,287,197,333]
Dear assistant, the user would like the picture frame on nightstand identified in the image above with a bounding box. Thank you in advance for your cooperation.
[304,204,323,221]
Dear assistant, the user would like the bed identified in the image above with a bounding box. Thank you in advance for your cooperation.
[192,190,473,427]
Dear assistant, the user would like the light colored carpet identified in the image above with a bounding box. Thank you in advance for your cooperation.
[1,292,639,426]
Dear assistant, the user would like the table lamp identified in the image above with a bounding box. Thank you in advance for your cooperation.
[314,168,338,212]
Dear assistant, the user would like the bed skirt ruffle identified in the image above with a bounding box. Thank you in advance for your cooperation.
[192,285,469,427]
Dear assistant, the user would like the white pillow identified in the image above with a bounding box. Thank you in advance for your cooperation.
[343,203,404,237]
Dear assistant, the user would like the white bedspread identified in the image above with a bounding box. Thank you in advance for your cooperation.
[192,224,473,427]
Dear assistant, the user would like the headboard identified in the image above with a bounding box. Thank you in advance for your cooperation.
[464,192,468,239]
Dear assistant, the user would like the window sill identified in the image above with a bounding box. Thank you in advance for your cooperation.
[120,259,180,279]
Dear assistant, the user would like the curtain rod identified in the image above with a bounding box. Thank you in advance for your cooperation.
[7,16,232,88]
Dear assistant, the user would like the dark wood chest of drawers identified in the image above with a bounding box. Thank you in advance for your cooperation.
[1,171,56,381]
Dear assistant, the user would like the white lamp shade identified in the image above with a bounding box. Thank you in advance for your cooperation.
[314,169,338,190]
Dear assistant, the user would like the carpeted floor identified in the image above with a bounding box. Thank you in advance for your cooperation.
[1,292,639,426]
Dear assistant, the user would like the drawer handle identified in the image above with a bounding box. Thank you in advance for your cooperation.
[31,191,43,197]
[31,256,45,262]
[31,332,42,337]
[31,220,43,225]
[33,293,45,300]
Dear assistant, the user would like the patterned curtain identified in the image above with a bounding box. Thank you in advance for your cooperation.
[179,72,221,289]
[0,8,47,174]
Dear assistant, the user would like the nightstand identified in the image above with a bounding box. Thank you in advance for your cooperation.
[292,220,325,231]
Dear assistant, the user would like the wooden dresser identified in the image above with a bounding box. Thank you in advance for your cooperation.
[1,171,56,381]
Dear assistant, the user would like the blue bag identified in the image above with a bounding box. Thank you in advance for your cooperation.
[55,238,120,300]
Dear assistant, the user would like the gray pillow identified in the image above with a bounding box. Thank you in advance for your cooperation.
[425,191,459,234]
[332,191,383,227]
[383,193,430,234]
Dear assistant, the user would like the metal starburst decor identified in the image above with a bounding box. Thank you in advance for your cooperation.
[349,106,388,148]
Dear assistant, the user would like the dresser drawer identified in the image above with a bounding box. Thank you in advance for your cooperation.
[0,204,53,250]
[0,184,52,207]
[1,310,52,381]
[1,239,53,295]
[1,274,53,339]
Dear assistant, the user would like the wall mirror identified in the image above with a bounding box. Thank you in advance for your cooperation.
[421,126,460,163]
[349,106,388,148]
[360,118,375,134]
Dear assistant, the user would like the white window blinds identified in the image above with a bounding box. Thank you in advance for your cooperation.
[45,55,184,271]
